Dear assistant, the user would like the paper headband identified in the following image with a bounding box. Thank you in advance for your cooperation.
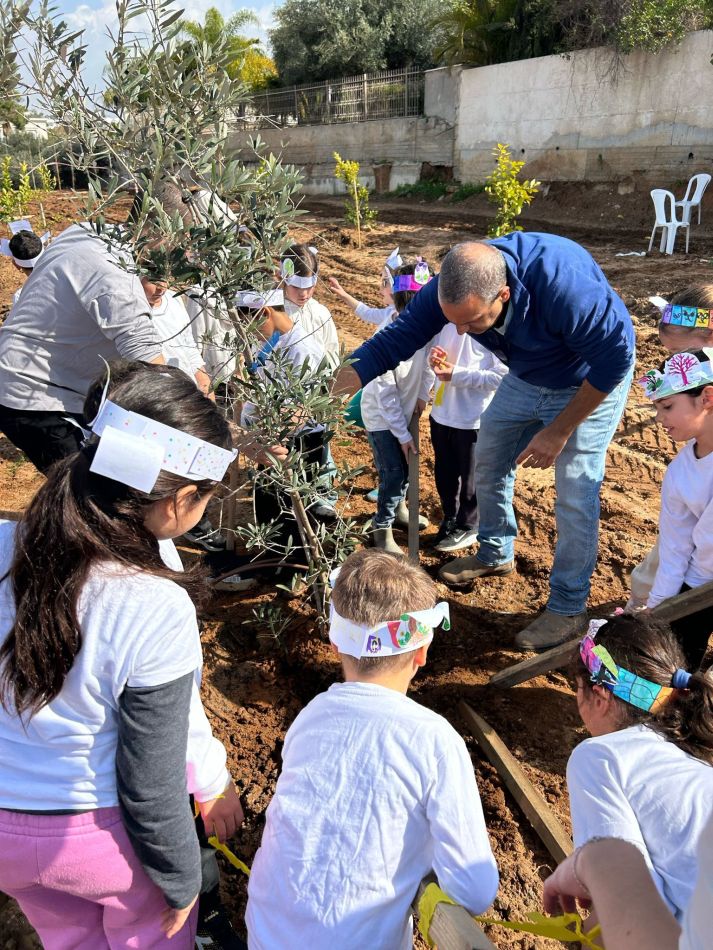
[392,261,432,294]
[1,220,50,268]
[661,304,713,330]
[638,349,713,400]
[235,289,285,310]
[281,248,319,288]
[383,247,404,287]
[89,398,237,493]
[329,600,451,659]
[579,619,688,714]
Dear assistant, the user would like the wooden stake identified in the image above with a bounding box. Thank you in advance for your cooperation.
[290,489,326,616]
[353,178,361,249]
[412,879,496,950]
[407,412,420,564]
[459,702,573,864]
[489,578,713,689]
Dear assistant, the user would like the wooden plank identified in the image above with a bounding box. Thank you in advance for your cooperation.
[489,579,713,689]
[412,879,496,950]
[0,508,23,522]
[407,412,420,564]
[459,701,573,865]
[489,637,579,688]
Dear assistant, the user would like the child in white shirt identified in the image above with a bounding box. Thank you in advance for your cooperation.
[427,328,507,553]
[569,612,713,920]
[281,243,340,368]
[326,246,402,329]
[361,258,434,554]
[639,346,713,667]
[246,548,499,949]
[140,279,210,395]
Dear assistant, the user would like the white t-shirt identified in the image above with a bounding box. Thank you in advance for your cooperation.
[285,298,340,369]
[0,521,228,810]
[246,681,499,950]
[680,809,713,949]
[428,323,508,431]
[151,290,205,380]
[185,286,237,386]
[567,724,713,918]
[360,314,433,443]
[648,441,713,607]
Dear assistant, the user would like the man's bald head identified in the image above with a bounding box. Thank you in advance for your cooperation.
[439,242,507,305]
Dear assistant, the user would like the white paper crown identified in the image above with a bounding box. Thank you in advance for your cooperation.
[235,289,285,310]
[280,255,318,289]
[1,219,51,268]
[329,600,451,658]
[89,399,236,493]
[385,247,403,272]
[638,349,713,401]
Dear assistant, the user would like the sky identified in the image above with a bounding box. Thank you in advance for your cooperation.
[45,0,278,91]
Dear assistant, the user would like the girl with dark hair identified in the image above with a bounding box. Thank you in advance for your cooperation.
[0,361,244,948]
[568,613,713,921]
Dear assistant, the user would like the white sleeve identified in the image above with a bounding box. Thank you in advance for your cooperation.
[426,732,499,914]
[372,371,411,444]
[127,588,202,689]
[355,303,394,325]
[448,351,508,391]
[186,674,230,802]
[567,742,647,849]
[420,360,436,403]
[167,299,206,375]
[648,466,696,607]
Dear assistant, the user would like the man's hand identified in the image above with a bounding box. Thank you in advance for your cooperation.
[198,780,244,843]
[516,425,570,469]
[161,894,198,939]
[400,439,417,461]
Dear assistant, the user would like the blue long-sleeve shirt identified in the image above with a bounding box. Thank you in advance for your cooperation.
[350,232,635,394]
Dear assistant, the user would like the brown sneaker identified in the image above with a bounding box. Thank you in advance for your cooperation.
[438,556,515,587]
[514,609,588,652]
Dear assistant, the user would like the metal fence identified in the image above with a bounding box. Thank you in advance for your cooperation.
[238,68,425,129]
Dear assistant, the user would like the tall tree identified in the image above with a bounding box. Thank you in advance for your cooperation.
[181,6,276,88]
[269,0,446,86]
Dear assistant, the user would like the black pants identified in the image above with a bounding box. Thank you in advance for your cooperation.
[671,583,713,671]
[429,417,479,529]
[0,403,84,474]
[254,429,328,562]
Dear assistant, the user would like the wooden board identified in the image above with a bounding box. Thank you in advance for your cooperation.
[407,412,420,564]
[412,879,496,950]
[459,701,573,865]
[489,579,713,688]
[0,509,23,522]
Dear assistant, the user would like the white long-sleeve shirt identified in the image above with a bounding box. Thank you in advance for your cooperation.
[648,441,713,607]
[361,313,433,443]
[150,290,204,380]
[355,301,396,325]
[246,681,498,950]
[428,323,508,430]
[285,298,340,369]
[0,522,228,810]
[185,286,237,386]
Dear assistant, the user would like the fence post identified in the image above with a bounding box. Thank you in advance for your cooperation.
[362,73,368,120]
[326,83,331,123]
[293,85,299,124]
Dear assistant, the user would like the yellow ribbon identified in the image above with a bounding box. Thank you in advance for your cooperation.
[193,800,251,877]
[433,382,446,407]
[417,884,602,948]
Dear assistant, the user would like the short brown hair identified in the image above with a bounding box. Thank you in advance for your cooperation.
[331,549,437,674]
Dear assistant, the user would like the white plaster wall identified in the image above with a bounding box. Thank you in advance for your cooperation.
[456,30,713,182]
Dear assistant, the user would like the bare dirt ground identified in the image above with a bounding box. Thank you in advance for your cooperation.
[1,184,713,948]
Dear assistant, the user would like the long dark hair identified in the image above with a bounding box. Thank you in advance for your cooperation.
[0,361,232,717]
[574,613,713,764]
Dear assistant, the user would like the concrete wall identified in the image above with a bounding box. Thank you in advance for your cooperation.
[456,30,713,182]
[228,31,713,190]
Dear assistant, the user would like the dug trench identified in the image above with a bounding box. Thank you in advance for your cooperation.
[1,189,712,948]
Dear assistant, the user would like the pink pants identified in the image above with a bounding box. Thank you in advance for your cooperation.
[0,806,198,949]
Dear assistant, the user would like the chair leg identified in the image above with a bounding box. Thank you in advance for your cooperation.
[685,227,690,254]
[698,205,702,226]
[648,227,656,253]
[660,227,668,253]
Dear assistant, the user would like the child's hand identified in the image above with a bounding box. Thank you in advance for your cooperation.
[400,439,417,461]
[326,276,346,298]
[429,346,453,381]
[161,893,198,939]
[198,781,244,843]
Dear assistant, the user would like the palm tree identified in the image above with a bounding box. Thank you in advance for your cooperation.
[181,7,275,86]
[432,0,525,66]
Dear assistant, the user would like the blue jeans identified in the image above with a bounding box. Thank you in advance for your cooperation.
[367,430,408,528]
[474,369,634,615]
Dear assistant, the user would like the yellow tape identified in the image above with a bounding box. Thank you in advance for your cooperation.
[433,382,446,407]
[417,883,602,948]
[207,835,251,877]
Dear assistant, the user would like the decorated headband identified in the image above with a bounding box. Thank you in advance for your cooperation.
[383,247,404,287]
[329,599,450,658]
[638,349,713,400]
[87,389,236,493]
[579,619,689,713]
[392,260,432,294]
[281,248,319,288]
[1,219,51,268]
[661,304,713,330]
[235,288,285,310]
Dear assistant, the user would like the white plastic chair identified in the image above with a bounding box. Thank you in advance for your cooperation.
[649,189,689,255]
[675,173,711,226]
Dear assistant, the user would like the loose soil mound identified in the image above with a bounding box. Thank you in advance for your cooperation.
[2,189,712,948]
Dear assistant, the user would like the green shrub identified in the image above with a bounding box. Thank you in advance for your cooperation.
[450,181,485,202]
[333,152,377,247]
[484,143,540,237]
[390,181,448,200]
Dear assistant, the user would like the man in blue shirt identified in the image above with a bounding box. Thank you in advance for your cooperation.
[338,234,635,651]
